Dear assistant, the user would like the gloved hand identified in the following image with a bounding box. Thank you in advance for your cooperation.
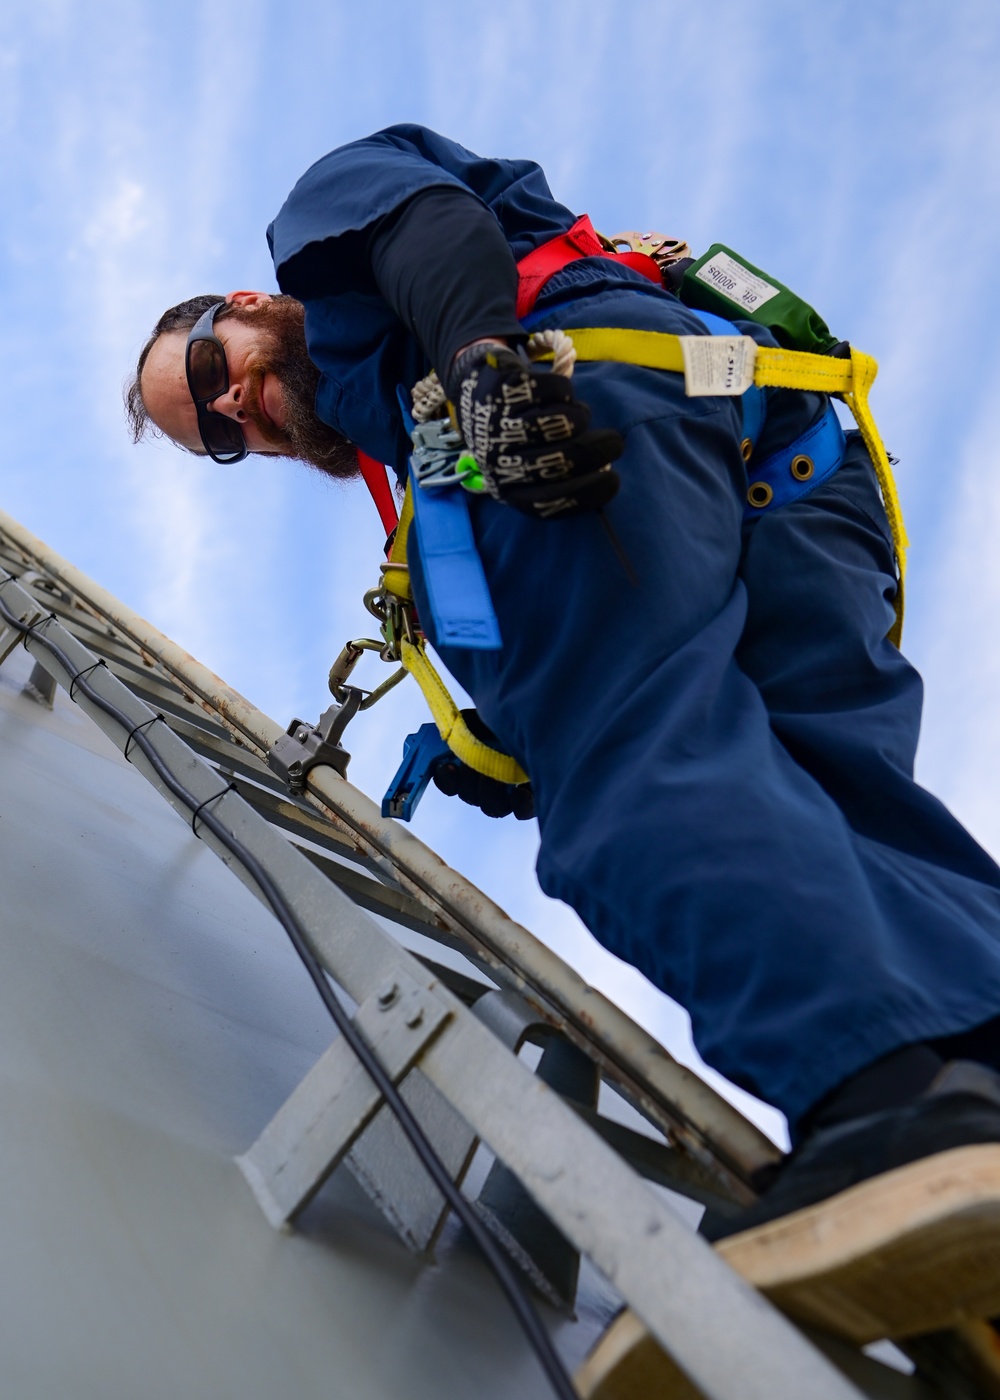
[448,343,624,519]
[431,709,535,820]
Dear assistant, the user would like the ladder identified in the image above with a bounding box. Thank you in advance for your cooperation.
[0,506,979,1400]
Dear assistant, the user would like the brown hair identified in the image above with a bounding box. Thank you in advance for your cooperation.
[124,295,228,444]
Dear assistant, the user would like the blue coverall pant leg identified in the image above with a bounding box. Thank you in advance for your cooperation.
[409,284,1000,1129]
[738,435,1000,889]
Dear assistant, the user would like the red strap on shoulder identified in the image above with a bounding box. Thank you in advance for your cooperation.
[615,250,666,283]
[515,214,661,318]
[356,449,399,536]
[515,214,605,318]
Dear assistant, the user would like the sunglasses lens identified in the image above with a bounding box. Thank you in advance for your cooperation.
[199,413,246,461]
[187,337,228,400]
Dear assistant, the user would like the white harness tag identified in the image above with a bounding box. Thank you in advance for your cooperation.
[679,335,757,397]
[694,251,781,314]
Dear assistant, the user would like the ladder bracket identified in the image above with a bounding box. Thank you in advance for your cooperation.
[267,685,363,791]
[0,573,45,669]
[236,968,452,1228]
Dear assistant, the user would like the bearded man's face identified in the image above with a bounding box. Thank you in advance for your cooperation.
[138,293,357,479]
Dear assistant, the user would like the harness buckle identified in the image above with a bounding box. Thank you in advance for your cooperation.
[409,418,475,489]
[608,230,692,267]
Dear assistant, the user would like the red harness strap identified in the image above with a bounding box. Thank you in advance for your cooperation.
[357,215,661,534]
[515,213,661,318]
[356,448,399,534]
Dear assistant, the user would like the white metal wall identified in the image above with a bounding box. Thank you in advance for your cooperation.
[0,645,595,1400]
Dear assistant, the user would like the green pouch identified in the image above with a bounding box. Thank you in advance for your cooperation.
[679,243,838,355]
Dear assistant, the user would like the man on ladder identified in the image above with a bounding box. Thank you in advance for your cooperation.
[125,124,1000,1326]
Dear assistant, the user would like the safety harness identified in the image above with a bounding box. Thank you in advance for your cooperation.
[340,222,908,818]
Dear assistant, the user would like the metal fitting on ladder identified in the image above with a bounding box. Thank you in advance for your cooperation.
[236,967,453,1229]
[267,686,363,791]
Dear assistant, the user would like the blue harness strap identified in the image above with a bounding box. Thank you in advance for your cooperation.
[741,384,766,453]
[690,307,846,521]
[408,472,503,650]
[744,405,846,516]
[397,386,503,652]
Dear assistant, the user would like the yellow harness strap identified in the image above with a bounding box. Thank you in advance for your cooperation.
[382,485,414,602]
[384,490,529,785]
[387,328,905,781]
[554,329,908,647]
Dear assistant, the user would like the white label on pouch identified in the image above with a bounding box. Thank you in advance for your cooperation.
[679,335,757,396]
[694,252,781,314]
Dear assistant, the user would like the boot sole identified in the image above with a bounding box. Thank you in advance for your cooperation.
[717,1142,1000,1342]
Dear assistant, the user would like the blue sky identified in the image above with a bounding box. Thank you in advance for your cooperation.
[3,1,1000,1143]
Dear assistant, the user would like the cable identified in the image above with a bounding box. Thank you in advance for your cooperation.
[0,588,580,1400]
[69,658,105,702]
[124,712,163,762]
[190,782,237,835]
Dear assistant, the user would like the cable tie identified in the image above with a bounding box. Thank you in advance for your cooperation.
[190,782,237,837]
[123,712,164,762]
[22,612,57,638]
[69,658,106,702]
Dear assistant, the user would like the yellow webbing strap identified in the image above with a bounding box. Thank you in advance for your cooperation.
[383,486,529,785]
[384,329,906,782]
[382,485,413,602]
[400,636,528,783]
[565,326,687,374]
[550,329,908,646]
[751,343,908,643]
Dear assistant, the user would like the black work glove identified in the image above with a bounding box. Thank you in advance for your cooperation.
[432,709,535,820]
[448,343,624,519]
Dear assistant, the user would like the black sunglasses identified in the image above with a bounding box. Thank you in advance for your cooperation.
[185,302,248,464]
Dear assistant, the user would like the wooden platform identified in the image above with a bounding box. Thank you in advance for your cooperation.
[575,1309,700,1400]
[577,1145,1000,1398]
[718,1143,1000,1343]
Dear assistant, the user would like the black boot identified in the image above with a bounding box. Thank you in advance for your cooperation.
[703,1057,1000,1242]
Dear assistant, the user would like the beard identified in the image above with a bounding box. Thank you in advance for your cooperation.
[222,297,359,480]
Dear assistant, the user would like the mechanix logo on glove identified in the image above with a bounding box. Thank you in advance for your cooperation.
[451,344,624,519]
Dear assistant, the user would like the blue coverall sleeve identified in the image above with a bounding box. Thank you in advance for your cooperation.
[267,123,577,299]
[264,125,579,469]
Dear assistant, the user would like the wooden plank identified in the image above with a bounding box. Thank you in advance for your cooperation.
[717,1145,1000,1343]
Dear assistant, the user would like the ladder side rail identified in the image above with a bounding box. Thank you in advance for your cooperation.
[9,564,498,936]
[0,510,777,1182]
[0,578,862,1400]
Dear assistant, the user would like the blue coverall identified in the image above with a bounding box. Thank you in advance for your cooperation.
[268,125,1000,1128]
